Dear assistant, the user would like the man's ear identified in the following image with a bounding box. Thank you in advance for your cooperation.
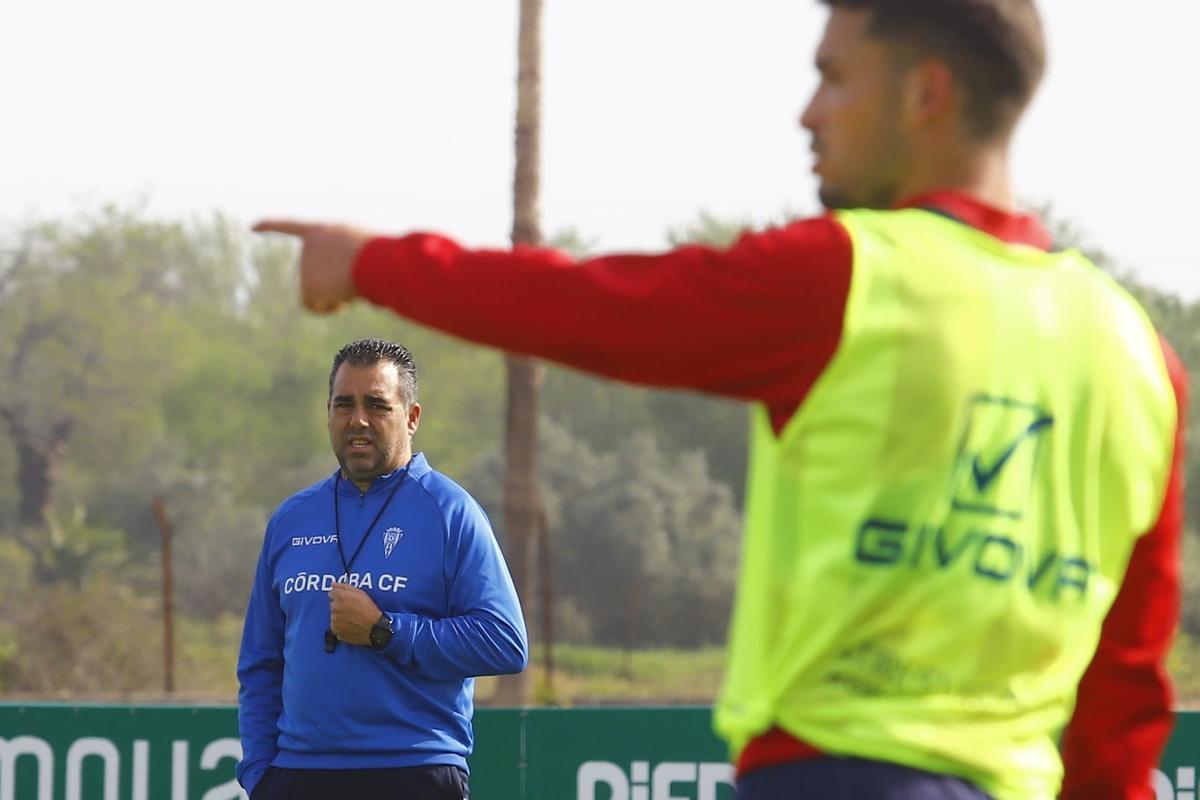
[408,402,422,436]
[902,58,956,129]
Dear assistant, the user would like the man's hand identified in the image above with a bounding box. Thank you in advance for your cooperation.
[328,583,383,646]
[252,220,376,314]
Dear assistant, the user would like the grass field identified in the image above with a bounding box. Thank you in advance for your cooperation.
[75,614,1200,708]
[168,617,726,706]
[476,644,727,706]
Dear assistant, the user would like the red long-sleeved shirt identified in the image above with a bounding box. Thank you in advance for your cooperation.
[352,191,1187,798]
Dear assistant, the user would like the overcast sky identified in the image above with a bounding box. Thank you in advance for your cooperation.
[3,1,1197,297]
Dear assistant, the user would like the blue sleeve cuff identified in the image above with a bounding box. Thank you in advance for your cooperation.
[382,612,418,664]
[237,758,271,797]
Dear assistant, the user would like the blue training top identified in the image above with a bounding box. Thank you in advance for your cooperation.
[236,453,527,795]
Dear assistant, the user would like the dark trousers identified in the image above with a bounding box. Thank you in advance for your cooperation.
[736,757,993,800]
[251,765,469,800]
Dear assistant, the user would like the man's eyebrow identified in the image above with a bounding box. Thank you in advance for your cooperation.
[364,394,393,405]
[331,394,354,403]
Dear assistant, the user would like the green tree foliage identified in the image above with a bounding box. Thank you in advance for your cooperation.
[464,420,740,648]
[538,218,754,498]
[0,577,161,695]
[1,203,1197,697]
[0,207,503,619]
[0,206,206,582]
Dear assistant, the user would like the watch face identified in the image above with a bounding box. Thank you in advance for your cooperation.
[370,619,392,650]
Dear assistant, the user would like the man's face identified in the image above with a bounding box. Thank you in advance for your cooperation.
[328,361,420,489]
[800,8,910,209]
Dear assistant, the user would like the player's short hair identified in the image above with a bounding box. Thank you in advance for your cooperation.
[329,338,419,406]
[820,0,1046,141]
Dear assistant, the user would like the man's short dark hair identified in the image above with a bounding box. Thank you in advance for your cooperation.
[820,0,1046,141]
[329,338,419,406]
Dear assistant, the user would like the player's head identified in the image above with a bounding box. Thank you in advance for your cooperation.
[328,338,419,406]
[327,339,421,488]
[802,0,1046,209]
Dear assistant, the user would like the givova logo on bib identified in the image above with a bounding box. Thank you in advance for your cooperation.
[949,394,1053,520]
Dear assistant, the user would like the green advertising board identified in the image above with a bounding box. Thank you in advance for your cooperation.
[1153,713,1200,800]
[0,705,242,800]
[1,703,1197,799]
[521,707,733,800]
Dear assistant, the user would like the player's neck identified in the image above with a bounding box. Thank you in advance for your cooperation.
[897,143,1015,213]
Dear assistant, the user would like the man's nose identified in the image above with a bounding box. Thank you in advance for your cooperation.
[799,104,816,133]
[799,90,821,133]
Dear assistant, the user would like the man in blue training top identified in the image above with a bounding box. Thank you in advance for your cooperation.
[237,338,528,800]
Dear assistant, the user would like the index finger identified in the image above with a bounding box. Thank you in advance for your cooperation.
[253,219,315,236]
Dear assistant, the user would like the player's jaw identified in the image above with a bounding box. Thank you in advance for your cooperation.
[810,129,907,211]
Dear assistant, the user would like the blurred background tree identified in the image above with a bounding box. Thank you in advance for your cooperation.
[0,203,1196,703]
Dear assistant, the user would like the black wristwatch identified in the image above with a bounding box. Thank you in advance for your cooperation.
[369,612,394,652]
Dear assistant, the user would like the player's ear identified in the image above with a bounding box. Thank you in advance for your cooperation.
[901,58,955,129]
[407,403,421,436]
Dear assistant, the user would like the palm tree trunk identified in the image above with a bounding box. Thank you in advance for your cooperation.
[494,0,545,707]
[2,407,71,582]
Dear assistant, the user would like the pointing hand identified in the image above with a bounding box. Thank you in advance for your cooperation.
[253,220,376,314]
